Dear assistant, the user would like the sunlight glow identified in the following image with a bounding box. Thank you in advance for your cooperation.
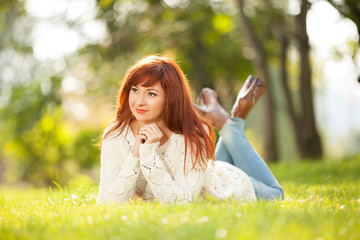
[308,1,360,157]
[32,22,80,60]
[26,0,105,61]
[308,1,360,97]
[24,0,360,157]
[308,1,359,54]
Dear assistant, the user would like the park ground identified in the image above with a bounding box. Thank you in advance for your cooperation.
[1,156,359,240]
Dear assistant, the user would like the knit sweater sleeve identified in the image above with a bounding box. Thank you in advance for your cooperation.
[139,137,206,204]
[97,136,140,204]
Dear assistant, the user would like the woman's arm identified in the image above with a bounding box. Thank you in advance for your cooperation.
[138,139,206,204]
[97,137,140,204]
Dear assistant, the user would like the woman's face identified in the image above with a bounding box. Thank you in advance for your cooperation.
[129,81,166,125]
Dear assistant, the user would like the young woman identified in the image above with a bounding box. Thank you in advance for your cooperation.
[97,55,283,204]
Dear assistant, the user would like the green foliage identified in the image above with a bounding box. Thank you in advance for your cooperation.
[82,0,253,97]
[0,1,31,53]
[72,129,101,169]
[0,77,100,186]
[1,0,358,188]
[0,157,359,239]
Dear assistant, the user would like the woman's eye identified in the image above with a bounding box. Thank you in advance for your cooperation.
[131,87,138,92]
[148,92,157,97]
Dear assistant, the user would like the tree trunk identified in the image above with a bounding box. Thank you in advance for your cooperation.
[236,0,279,162]
[297,0,323,159]
[278,27,306,156]
[190,29,215,92]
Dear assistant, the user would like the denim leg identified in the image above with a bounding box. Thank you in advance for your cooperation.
[217,118,284,200]
[215,137,234,165]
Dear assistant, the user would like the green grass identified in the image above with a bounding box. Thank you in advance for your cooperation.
[1,156,360,240]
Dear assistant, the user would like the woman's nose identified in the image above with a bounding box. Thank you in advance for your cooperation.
[136,93,146,105]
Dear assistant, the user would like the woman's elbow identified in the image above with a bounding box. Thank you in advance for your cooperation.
[97,191,134,204]
[97,191,112,204]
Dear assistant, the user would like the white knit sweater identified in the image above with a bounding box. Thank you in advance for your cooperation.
[97,126,255,204]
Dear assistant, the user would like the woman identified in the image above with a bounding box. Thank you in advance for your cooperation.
[97,55,283,204]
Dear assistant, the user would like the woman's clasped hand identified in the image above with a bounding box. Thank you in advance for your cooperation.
[132,123,163,158]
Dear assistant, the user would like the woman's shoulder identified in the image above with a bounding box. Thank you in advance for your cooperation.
[166,133,198,156]
[102,123,129,142]
[168,133,185,147]
[158,133,187,156]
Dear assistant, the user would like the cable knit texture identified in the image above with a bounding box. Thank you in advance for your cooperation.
[98,126,256,204]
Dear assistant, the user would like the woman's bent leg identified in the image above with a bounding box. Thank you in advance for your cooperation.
[215,137,234,165]
[218,117,284,200]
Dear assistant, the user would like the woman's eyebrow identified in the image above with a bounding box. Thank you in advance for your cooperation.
[146,88,160,92]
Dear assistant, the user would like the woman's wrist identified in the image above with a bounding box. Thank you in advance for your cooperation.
[139,142,160,157]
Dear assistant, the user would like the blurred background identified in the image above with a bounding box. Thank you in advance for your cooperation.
[0,0,359,188]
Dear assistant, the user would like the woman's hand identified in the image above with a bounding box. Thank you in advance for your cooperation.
[132,124,163,158]
[132,130,147,158]
[138,124,163,144]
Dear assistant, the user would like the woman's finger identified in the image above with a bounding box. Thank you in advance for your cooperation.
[139,128,157,143]
[136,132,147,143]
[139,128,154,138]
[148,124,162,137]
[140,124,160,138]
[139,124,163,143]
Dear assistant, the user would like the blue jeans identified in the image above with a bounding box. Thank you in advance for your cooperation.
[215,118,284,200]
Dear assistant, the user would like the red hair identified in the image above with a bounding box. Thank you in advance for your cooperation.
[102,55,215,170]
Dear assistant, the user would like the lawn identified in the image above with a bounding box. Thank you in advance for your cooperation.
[1,156,359,240]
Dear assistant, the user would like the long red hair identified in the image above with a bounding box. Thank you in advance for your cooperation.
[102,55,215,169]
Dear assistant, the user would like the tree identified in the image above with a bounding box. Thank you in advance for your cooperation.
[236,0,279,162]
[235,0,323,160]
[0,1,100,186]
[326,0,360,83]
[326,0,360,39]
[296,0,323,158]
[84,0,253,98]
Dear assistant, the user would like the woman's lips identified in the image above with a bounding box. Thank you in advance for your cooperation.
[136,108,148,114]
